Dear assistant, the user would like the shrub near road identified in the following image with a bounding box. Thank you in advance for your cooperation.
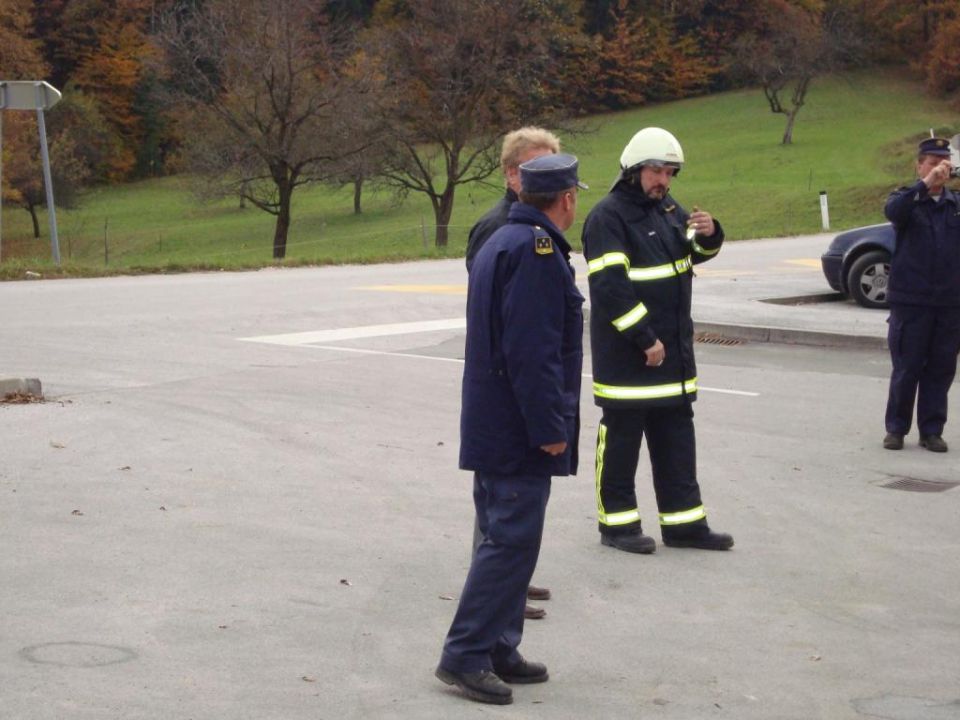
[1,71,956,278]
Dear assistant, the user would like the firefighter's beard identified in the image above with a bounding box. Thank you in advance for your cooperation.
[644,184,668,200]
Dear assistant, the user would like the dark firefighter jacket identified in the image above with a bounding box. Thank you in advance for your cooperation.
[885,179,960,307]
[459,202,584,476]
[582,182,723,408]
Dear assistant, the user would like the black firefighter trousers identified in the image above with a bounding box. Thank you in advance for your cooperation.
[595,403,707,539]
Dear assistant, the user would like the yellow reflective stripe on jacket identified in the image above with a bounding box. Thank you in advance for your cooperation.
[593,378,698,401]
[659,505,706,525]
[627,255,692,281]
[599,509,642,526]
[692,240,719,256]
[587,252,630,275]
[612,301,649,331]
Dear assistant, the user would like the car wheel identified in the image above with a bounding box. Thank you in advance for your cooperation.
[846,249,890,309]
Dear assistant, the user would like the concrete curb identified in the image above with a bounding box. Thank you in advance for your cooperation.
[0,377,43,397]
[693,321,888,351]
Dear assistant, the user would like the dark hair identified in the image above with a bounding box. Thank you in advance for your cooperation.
[518,189,565,210]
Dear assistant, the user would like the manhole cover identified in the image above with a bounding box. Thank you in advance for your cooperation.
[880,477,959,493]
[695,333,742,346]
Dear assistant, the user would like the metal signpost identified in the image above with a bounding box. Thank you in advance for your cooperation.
[0,80,63,265]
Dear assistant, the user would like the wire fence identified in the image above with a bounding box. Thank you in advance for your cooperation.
[0,212,592,268]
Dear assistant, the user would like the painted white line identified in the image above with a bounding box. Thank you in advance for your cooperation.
[301,345,759,397]
[310,345,466,364]
[239,318,466,346]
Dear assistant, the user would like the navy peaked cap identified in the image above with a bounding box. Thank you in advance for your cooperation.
[520,153,588,193]
[918,137,952,157]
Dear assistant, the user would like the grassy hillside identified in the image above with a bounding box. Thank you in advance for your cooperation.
[1,70,956,276]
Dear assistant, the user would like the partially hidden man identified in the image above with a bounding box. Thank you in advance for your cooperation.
[582,127,733,554]
[436,154,586,705]
[882,136,960,453]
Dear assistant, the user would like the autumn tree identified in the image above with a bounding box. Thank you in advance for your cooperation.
[362,0,563,248]
[3,117,90,238]
[159,0,368,259]
[731,1,861,144]
[0,0,84,246]
[32,0,167,179]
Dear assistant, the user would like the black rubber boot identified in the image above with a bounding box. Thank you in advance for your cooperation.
[600,529,657,554]
[663,525,734,550]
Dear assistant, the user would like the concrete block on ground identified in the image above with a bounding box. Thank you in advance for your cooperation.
[0,377,43,398]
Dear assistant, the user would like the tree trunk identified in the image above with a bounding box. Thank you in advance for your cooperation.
[273,180,293,260]
[353,177,363,215]
[782,110,798,145]
[26,203,40,239]
[433,187,456,248]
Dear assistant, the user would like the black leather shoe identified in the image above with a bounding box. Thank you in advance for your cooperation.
[523,604,546,620]
[600,530,656,554]
[663,527,734,550]
[883,432,904,450]
[492,658,549,684]
[920,434,948,452]
[527,584,551,601]
[435,667,513,704]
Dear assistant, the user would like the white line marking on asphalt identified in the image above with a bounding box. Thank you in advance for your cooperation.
[301,345,759,397]
[239,318,466,345]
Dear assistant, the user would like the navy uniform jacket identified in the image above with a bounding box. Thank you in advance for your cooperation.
[465,189,518,271]
[459,202,584,477]
[582,183,723,408]
[885,180,960,307]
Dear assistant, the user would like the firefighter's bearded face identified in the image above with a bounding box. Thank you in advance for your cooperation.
[639,164,676,200]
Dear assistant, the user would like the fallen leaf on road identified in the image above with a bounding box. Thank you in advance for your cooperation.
[439,594,455,601]
[71,510,84,516]
[339,578,352,586]
[50,441,66,449]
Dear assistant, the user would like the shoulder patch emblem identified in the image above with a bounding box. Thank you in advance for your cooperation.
[535,235,553,255]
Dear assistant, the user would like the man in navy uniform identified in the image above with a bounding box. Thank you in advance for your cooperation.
[436,154,586,705]
[466,126,562,620]
[883,136,960,453]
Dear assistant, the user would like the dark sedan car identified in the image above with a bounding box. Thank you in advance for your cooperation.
[821,223,895,309]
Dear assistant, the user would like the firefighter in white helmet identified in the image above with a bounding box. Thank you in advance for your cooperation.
[581,127,734,553]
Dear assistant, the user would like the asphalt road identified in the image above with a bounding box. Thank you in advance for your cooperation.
[2,242,959,720]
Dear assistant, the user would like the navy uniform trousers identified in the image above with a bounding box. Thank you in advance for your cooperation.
[596,404,703,535]
[439,472,551,673]
[885,304,960,436]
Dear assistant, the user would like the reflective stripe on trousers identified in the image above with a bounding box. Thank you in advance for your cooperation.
[594,377,697,402]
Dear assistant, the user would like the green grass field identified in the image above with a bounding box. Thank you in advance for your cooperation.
[1,70,956,277]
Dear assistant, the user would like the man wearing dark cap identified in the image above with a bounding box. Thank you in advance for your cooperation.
[436,154,585,705]
[882,136,960,453]
[465,127,563,620]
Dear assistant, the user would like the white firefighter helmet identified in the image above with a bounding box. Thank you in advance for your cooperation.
[613,127,684,187]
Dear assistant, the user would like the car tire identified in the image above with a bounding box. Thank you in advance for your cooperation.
[846,249,890,309]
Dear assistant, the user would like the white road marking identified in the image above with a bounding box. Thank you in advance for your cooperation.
[239,318,466,346]
[295,345,759,397]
